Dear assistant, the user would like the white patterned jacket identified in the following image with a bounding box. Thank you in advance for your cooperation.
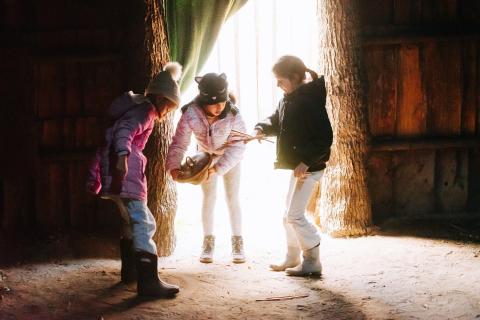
[166,101,246,176]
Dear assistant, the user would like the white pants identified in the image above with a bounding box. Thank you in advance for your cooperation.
[201,164,242,236]
[284,170,323,250]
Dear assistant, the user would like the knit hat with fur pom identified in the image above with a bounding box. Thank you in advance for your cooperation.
[145,62,182,106]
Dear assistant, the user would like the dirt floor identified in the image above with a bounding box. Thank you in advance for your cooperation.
[1,230,479,320]
[2,146,480,319]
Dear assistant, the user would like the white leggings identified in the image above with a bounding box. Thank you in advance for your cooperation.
[284,170,324,250]
[201,164,242,236]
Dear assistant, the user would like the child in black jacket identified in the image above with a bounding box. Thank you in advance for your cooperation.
[254,55,333,277]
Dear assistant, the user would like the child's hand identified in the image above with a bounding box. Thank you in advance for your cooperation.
[170,169,180,181]
[294,162,309,179]
[116,155,128,176]
[206,166,217,181]
[252,129,266,143]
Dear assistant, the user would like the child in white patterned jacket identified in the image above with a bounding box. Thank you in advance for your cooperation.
[166,73,247,264]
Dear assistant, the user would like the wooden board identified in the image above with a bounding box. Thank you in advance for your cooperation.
[467,148,480,211]
[459,0,480,24]
[421,0,457,24]
[396,45,426,137]
[393,0,421,25]
[367,152,393,223]
[423,41,462,135]
[35,163,68,229]
[63,118,76,150]
[365,45,398,137]
[41,119,63,148]
[35,63,64,119]
[360,0,393,26]
[461,40,477,135]
[65,61,82,116]
[435,150,468,213]
[393,150,435,216]
[2,178,34,230]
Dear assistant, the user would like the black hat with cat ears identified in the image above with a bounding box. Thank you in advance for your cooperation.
[195,73,229,105]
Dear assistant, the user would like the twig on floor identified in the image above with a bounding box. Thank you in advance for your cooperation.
[255,294,309,302]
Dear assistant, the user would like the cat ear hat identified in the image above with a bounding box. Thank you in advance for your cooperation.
[195,73,228,105]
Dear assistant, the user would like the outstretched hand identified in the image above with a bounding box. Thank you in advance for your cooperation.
[206,166,217,181]
[251,129,266,143]
[294,162,309,179]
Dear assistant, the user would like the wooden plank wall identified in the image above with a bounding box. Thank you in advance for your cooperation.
[0,0,130,234]
[361,0,480,223]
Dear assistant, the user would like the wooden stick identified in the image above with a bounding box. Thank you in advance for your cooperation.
[255,294,309,302]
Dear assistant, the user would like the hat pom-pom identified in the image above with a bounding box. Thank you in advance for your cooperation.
[164,61,182,82]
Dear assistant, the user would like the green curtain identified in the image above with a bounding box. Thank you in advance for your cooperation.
[164,0,248,92]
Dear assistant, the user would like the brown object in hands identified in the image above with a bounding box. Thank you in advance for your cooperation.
[176,152,213,185]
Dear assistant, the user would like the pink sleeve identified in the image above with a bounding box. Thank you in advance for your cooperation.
[166,112,193,172]
[215,114,247,175]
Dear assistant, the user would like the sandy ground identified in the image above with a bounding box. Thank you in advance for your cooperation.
[2,143,480,319]
[1,233,479,320]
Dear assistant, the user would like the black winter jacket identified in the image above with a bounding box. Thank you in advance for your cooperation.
[255,76,333,172]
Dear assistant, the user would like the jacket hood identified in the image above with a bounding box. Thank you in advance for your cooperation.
[108,91,150,120]
[286,76,325,101]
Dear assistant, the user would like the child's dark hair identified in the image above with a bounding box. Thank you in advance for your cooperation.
[272,55,318,81]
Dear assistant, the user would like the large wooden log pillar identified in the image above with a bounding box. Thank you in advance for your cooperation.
[317,0,373,236]
[127,0,177,256]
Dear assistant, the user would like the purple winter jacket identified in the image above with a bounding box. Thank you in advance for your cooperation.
[87,91,157,200]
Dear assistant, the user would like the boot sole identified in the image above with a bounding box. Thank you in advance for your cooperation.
[232,258,245,264]
[199,258,213,263]
[270,263,300,272]
[138,291,179,298]
[285,271,322,277]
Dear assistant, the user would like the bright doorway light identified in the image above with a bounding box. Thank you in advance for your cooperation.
[174,0,319,259]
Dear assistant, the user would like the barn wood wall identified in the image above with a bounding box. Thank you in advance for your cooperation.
[0,0,150,235]
[360,0,480,223]
[2,0,480,236]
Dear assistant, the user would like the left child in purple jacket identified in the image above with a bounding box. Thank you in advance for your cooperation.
[87,62,182,298]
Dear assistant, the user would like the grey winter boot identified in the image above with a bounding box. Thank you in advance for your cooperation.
[231,236,245,264]
[120,237,137,283]
[285,244,322,277]
[200,235,215,263]
[136,251,180,297]
[270,246,301,271]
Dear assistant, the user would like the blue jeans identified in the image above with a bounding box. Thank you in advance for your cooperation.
[123,199,158,255]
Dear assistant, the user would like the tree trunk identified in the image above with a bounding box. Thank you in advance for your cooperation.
[142,0,177,256]
[317,0,373,236]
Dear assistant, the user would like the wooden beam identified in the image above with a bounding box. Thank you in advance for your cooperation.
[371,137,480,152]
[33,52,123,63]
[39,149,96,162]
[364,33,480,46]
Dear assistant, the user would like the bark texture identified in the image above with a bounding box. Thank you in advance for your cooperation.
[317,0,373,236]
[142,0,177,256]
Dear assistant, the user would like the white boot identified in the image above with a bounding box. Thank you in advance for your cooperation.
[200,235,215,263]
[285,244,322,277]
[231,236,246,264]
[270,246,301,271]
